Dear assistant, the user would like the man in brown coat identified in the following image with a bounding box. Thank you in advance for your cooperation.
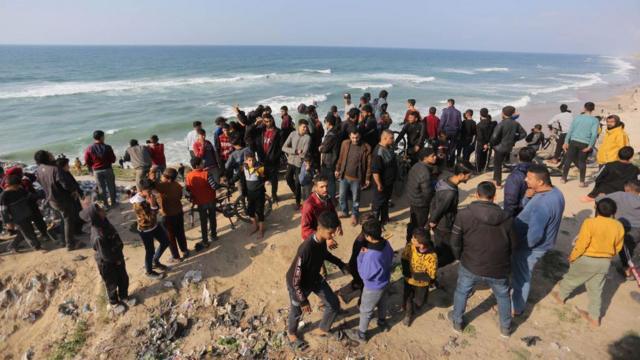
[335,129,371,226]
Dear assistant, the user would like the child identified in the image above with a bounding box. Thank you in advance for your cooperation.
[155,168,189,260]
[552,198,624,326]
[0,175,42,252]
[56,157,85,232]
[80,202,131,309]
[239,152,266,239]
[299,153,315,201]
[130,179,170,279]
[216,123,234,163]
[347,214,376,292]
[525,124,545,151]
[402,228,438,326]
[348,219,394,344]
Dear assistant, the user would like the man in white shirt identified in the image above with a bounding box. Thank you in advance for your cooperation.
[547,104,573,164]
[185,121,202,159]
[344,93,356,116]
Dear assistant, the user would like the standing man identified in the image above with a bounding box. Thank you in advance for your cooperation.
[489,105,526,188]
[193,129,222,182]
[340,108,360,142]
[335,130,372,226]
[371,130,398,225]
[245,114,283,203]
[406,148,438,242]
[359,104,379,150]
[449,181,518,337]
[319,114,341,199]
[439,99,462,168]
[429,164,472,268]
[147,135,167,179]
[123,139,152,192]
[403,99,421,123]
[511,164,565,316]
[424,107,440,144]
[561,102,599,187]
[286,211,348,350]
[34,150,80,250]
[186,121,203,159]
[84,130,117,208]
[344,93,356,115]
[282,120,311,209]
[395,110,425,164]
[596,114,629,167]
[185,157,218,249]
[547,104,573,164]
[300,175,342,242]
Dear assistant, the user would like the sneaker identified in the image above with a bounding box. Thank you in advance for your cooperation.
[166,257,182,265]
[345,329,366,345]
[153,262,170,271]
[402,314,412,327]
[500,327,511,338]
[146,270,164,280]
[447,311,463,333]
[194,242,209,251]
[377,319,390,332]
[182,250,191,258]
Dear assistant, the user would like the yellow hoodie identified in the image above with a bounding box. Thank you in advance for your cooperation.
[569,216,624,262]
[597,126,629,165]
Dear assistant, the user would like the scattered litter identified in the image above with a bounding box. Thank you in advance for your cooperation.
[124,297,138,307]
[72,255,88,261]
[521,336,542,347]
[21,348,34,360]
[82,303,92,313]
[163,281,174,289]
[182,270,203,286]
[58,299,79,317]
[202,285,212,307]
[111,303,127,316]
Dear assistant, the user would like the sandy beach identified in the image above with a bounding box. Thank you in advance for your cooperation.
[1,85,640,359]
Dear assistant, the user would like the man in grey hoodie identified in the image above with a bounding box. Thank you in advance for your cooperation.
[123,139,152,192]
[282,119,311,208]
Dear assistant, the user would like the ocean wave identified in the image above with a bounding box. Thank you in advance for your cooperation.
[0,74,283,99]
[474,67,510,73]
[347,83,394,90]
[530,73,605,95]
[601,56,636,76]
[303,68,332,74]
[441,68,476,75]
[363,73,436,84]
[256,93,329,108]
[105,129,120,135]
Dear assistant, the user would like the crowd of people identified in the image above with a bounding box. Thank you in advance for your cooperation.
[0,89,638,349]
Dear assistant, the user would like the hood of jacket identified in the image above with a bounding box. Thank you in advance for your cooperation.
[512,162,532,175]
[468,201,510,226]
[435,178,456,192]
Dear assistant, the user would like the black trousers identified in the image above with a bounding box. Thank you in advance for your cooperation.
[553,133,567,160]
[264,165,279,200]
[50,200,76,248]
[493,150,510,186]
[372,185,393,224]
[475,143,489,173]
[406,205,429,242]
[403,281,429,317]
[197,203,217,243]
[434,228,455,268]
[562,140,589,183]
[445,135,458,168]
[97,259,129,304]
[12,219,41,250]
[246,189,266,222]
[285,164,302,205]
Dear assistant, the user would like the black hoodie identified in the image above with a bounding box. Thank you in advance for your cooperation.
[80,204,125,264]
[450,201,518,278]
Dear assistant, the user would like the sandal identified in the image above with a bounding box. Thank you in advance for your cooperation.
[287,338,309,351]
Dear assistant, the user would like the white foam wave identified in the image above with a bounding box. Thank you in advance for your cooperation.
[530,73,605,95]
[602,56,636,76]
[475,67,510,73]
[105,129,120,135]
[363,73,436,84]
[256,93,329,108]
[441,68,476,75]
[303,68,332,74]
[0,73,280,99]
[347,83,394,90]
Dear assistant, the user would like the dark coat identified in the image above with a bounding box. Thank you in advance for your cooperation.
[406,162,435,208]
[490,118,526,154]
[429,178,459,231]
[244,124,283,167]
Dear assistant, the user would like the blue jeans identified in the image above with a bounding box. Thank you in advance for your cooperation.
[338,178,361,217]
[511,248,547,314]
[452,265,512,330]
[321,165,336,199]
[359,286,388,333]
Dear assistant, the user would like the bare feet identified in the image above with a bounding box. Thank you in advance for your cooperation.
[338,212,349,219]
[580,195,595,203]
[561,178,568,184]
[350,215,358,227]
[579,182,588,188]
[551,291,565,305]
[574,306,599,327]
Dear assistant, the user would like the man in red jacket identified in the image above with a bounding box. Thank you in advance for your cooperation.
[424,107,440,143]
[147,135,167,180]
[84,130,118,208]
[300,175,342,246]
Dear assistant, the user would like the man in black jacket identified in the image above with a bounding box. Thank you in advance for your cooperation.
[359,104,379,150]
[448,181,517,337]
[371,130,398,225]
[244,114,283,202]
[395,110,426,164]
[285,211,348,350]
[319,114,341,199]
[34,150,81,250]
[406,148,438,241]
[340,108,360,143]
[429,164,472,267]
[490,106,526,187]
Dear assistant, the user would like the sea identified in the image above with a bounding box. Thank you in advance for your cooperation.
[0,45,637,165]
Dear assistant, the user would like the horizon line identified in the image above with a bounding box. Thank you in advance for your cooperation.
[0,43,608,57]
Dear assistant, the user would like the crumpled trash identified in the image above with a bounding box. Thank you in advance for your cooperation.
[163,281,174,289]
[521,336,542,347]
[22,348,34,360]
[202,285,212,307]
[58,299,79,317]
[182,270,203,287]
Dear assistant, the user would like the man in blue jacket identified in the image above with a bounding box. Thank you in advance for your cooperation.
[511,164,565,316]
[561,102,599,187]
[439,99,462,168]
[503,147,536,217]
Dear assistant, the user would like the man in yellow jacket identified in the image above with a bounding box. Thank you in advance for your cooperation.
[551,198,624,326]
[597,115,629,165]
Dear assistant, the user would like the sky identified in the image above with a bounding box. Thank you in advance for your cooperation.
[0,0,639,55]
